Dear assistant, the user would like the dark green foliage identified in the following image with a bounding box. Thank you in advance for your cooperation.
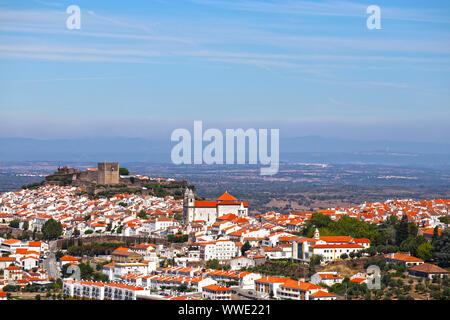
[241,241,251,256]
[8,219,20,228]
[21,181,45,190]
[432,229,450,268]
[67,241,126,257]
[432,226,440,245]
[301,213,381,244]
[395,215,409,246]
[400,235,428,257]
[137,210,148,219]
[309,254,323,267]
[167,233,188,243]
[119,168,130,175]
[205,259,230,270]
[41,218,63,240]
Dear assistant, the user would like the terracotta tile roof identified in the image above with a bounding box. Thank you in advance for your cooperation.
[408,263,449,274]
[386,253,423,263]
[202,284,231,292]
[310,290,336,297]
[216,192,238,201]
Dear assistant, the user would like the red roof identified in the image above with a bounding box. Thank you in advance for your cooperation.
[280,279,324,291]
[319,236,353,243]
[216,192,238,201]
[408,263,449,274]
[203,284,231,292]
[386,253,423,263]
[5,265,21,270]
[311,244,363,249]
[0,257,15,262]
[194,201,218,208]
[310,290,336,298]
[350,277,366,283]
[217,213,238,221]
[59,255,79,261]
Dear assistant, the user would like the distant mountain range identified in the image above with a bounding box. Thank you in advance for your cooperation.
[0,136,449,168]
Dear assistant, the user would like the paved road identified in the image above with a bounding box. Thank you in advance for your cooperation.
[43,241,60,279]
[232,287,268,300]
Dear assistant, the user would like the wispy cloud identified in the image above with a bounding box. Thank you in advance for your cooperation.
[189,0,450,24]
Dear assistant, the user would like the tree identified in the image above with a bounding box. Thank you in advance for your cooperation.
[79,263,94,280]
[9,219,20,228]
[41,219,63,240]
[84,229,94,235]
[206,259,220,269]
[137,210,148,219]
[396,215,409,246]
[417,242,433,261]
[309,254,323,268]
[340,253,348,260]
[400,235,427,257]
[438,216,450,225]
[119,168,129,175]
[432,227,439,246]
[23,221,29,231]
[35,294,41,300]
[241,241,251,256]
[432,229,450,268]
[55,250,64,260]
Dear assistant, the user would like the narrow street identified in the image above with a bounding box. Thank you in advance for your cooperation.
[43,240,60,279]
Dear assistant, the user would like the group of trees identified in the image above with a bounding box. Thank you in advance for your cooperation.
[167,232,188,243]
[21,181,45,190]
[242,260,306,280]
[137,210,148,219]
[205,259,230,270]
[61,262,109,282]
[3,279,63,294]
[300,213,449,265]
[432,229,450,268]
[8,219,20,228]
[300,213,382,243]
[67,241,126,257]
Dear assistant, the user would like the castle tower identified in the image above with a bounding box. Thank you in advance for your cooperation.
[97,162,119,185]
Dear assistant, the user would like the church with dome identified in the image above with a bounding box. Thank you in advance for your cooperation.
[183,189,248,224]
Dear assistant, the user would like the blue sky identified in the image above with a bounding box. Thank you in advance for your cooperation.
[0,0,449,142]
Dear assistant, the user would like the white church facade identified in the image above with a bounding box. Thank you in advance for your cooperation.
[183,190,248,224]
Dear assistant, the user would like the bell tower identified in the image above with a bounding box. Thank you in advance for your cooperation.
[183,188,195,223]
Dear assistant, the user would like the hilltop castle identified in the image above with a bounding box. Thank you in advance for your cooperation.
[46,162,119,185]
[183,189,248,224]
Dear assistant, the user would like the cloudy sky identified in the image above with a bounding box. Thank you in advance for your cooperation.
[0,0,449,142]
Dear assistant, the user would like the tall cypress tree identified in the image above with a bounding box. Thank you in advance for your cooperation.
[432,226,439,245]
[396,214,409,246]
